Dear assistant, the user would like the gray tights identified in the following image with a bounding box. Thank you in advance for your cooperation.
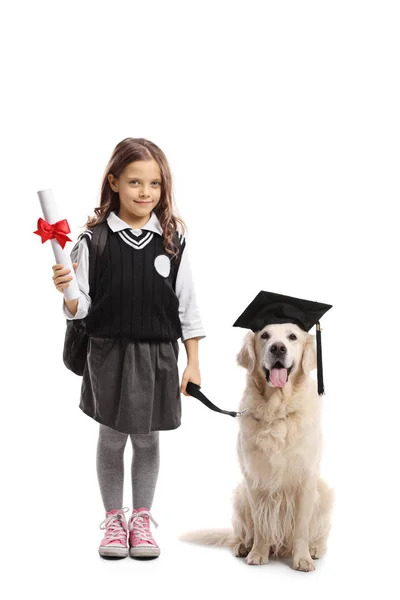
[96,424,160,512]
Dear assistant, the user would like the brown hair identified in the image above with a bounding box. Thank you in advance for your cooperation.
[85,137,186,258]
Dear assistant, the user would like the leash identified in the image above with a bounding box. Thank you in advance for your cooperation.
[185,382,247,418]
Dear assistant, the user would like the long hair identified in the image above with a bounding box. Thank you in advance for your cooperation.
[85,137,186,257]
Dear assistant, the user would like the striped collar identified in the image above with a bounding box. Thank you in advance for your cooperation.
[107,210,163,236]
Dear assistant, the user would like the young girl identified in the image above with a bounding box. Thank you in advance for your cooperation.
[52,137,205,560]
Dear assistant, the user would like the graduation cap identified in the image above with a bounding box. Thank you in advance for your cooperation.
[233,291,332,395]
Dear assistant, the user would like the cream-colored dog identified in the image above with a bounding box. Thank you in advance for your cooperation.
[181,323,334,571]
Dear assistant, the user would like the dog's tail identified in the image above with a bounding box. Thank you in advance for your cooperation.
[179,528,235,547]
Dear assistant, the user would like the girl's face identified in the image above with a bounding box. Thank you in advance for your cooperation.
[108,159,162,224]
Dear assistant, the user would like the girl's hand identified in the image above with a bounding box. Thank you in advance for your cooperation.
[180,363,201,396]
[52,262,78,293]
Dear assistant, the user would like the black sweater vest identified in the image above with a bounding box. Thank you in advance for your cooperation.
[84,226,185,341]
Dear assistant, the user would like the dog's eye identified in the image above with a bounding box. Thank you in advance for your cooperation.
[288,334,297,341]
[261,332,270,340]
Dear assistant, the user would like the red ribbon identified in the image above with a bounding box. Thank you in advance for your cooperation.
[34,217,72,249]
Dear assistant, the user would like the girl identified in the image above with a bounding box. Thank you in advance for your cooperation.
[52,137,205,560]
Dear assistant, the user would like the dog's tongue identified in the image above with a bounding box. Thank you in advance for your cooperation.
[270,368,288,387]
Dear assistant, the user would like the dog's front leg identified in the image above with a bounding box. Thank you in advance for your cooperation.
[292,480,316,572]
[243,476,270,565]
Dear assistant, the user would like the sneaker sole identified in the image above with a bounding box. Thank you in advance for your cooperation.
[99,546,129,558]
[129,546,160,559]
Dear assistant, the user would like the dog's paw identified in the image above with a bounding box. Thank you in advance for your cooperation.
[233,542,249,558]
[309,544,326,560]
[292,554,315,572]
[245,549,269,565]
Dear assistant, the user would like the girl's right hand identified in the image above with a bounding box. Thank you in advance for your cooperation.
[52,263,78,293]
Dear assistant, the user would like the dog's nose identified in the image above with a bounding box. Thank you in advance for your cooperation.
[270,343,287,356]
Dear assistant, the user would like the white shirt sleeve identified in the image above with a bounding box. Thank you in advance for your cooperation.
[175,241,206,342]
[63,237,92,320]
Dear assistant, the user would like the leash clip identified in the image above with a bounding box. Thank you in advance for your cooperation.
[235,409,248,417]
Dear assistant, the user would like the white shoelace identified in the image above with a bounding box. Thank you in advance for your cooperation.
[128,510,159,543]
[99,507,129,543]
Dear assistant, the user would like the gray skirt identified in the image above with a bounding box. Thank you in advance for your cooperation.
[79,337,181,434]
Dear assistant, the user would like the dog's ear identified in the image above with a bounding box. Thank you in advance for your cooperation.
[237,331,256,373]
[301,333,317,374]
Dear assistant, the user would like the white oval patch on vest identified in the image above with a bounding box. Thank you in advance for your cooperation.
[154,254,171,277]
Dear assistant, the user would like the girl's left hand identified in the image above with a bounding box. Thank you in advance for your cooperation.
[180,363,201,396]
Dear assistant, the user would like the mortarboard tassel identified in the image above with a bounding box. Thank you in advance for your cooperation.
[316,322,324,395]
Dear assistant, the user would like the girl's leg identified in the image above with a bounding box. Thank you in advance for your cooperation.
[129,431,160,509]
[96,424,129,511]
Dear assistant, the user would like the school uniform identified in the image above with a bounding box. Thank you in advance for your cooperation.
[65,210,205,434]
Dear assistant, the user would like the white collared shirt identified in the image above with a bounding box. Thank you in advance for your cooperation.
[63,211,205,342]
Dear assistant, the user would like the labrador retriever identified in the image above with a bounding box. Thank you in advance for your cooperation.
[181,323,334,571]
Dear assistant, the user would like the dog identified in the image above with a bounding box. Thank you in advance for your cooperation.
[180,323,334,571]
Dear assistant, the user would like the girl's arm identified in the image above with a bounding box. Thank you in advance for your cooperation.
[180,337,201,395]
[175,241,206,342]
[63,237,91,319]
[175,240,205,395]
[64,295,79,316]
[183,337,200,365]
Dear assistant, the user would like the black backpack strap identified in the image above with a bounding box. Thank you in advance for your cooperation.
[171,229,187,290]
[87,222,109,298]
[175,230,186,253]
[185,382,240,418]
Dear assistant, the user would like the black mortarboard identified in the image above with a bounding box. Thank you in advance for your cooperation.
[233,291,332,395]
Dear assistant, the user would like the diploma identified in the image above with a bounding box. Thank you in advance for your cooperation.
[35,188,80,301]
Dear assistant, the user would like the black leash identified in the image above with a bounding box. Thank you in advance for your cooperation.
[185,382,242,418]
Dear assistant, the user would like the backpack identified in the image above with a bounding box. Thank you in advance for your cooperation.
[62,222,108,375]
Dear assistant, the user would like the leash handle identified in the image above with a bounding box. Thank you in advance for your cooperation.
[185,382,239,418]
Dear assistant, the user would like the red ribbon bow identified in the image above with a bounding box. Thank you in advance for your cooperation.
[34,217,72,249]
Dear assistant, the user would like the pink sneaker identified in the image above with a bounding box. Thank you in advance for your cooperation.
[98,507,129,558]
[128,508,160,559]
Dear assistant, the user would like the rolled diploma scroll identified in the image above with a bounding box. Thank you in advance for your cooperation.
[37,188,80,301]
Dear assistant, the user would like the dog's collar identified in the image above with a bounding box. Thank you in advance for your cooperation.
[236,408,261,422]
[238,406,293,424]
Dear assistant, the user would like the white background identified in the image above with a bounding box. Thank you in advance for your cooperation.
[1,1,399,598]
